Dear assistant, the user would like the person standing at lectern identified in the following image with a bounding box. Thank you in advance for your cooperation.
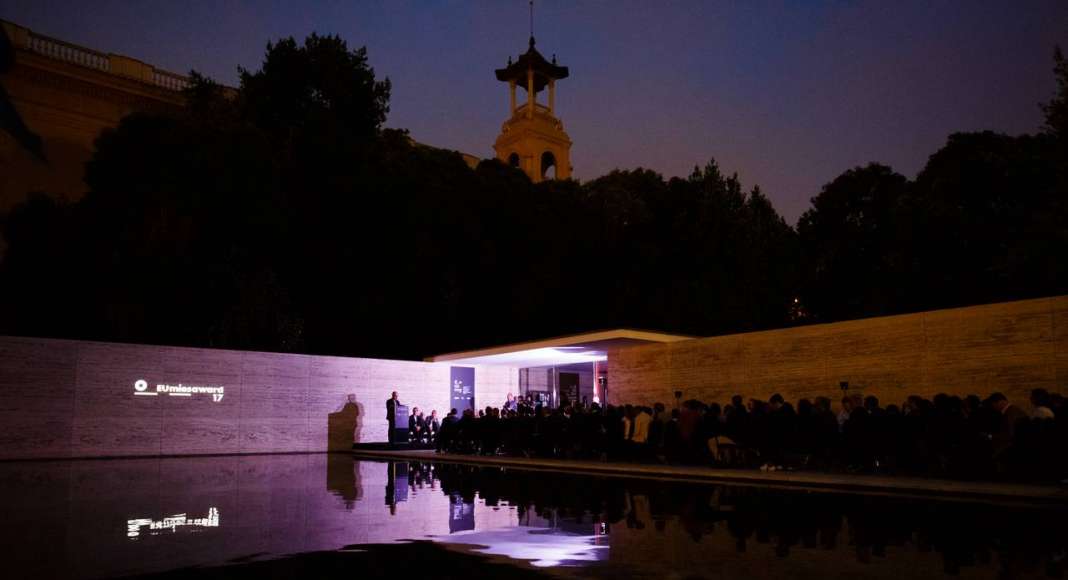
[386,391,400,445]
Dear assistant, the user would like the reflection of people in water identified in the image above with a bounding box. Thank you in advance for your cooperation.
[407,462,435,491]
[384,461,403,515]
[377,459,1068,577]
[385,474,396,515]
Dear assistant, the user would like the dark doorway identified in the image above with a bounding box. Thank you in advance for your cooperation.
[559,372,579,407]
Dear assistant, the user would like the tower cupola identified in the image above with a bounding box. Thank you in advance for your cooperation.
[492,34,572,182]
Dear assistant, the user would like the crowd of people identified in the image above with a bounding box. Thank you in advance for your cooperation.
[392,389,1067,482]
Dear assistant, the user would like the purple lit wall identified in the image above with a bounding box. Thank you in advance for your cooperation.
[0,336,517,459]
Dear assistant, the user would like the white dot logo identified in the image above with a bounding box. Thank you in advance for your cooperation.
[134,379,148,392]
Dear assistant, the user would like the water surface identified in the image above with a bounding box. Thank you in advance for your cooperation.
[1,454,1064,579]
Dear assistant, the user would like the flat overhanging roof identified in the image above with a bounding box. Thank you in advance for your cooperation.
[425,329,695,368]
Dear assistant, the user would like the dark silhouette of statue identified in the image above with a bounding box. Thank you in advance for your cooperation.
[327,395,360,451]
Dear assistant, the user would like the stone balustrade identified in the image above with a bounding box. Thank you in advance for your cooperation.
[3,18,191,92]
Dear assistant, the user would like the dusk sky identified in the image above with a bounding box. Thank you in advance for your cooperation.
[4,0,1065,222]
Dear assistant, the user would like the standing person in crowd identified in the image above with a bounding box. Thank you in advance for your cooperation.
[504,393,518,412]
[842,394,871,471]
[837,396,853,432]
[987,392,1028,471]
[764,394,795,470]
[621,405,634,448]
[982,393,1025,457]
[648,402,667,453]
[1031,389,1056,419]
[437,408,459,452]
[725,395,748,444]
[517,395,533,415]
[625,405,652,460]
[812,397,838,468]
[678,401,706,463]
[386,391,400,445]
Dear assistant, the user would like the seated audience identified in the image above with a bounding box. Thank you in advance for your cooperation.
[409,407,426,444]
[406,387,1066,483]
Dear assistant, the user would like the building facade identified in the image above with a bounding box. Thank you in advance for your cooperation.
[0,19,191,212]
[0,19,481,213]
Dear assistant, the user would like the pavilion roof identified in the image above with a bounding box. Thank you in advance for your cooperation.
[494,37,568,92]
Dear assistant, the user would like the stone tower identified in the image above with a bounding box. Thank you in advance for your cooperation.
[493,36,571,182]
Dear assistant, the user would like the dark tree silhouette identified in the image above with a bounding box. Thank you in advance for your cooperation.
[1,37,1065,357]
[1041,46,1067,140]
[797,164,909,321]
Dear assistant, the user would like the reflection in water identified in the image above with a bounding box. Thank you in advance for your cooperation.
[442,527,609,568]
[326,453,361,508]
[126,507,220,539]
[0,455,1065,579]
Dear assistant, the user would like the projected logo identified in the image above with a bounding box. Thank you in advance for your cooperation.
[133,378,225,402]
[127,507,220,539]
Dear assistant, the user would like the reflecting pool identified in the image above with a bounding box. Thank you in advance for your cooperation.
[1,455,1065,579]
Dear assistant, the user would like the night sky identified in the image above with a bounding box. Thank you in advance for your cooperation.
[4,0,1064,223]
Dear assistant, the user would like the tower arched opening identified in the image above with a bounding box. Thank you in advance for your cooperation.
[540,151,556,180]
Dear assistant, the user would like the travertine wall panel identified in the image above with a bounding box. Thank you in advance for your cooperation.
[821,315,926,405]
[609,342,674,405]
[159,346,243,456]
[0,337,78,459]
[477,364,519,410]
[1055,296,1068,385]
[923,299,1056,399]
[0,336,516,459]
[739,324,829,402]
[239,352,310,453]
[72,342,165,457]
[673,336,749,403]
[610,296,1066,408]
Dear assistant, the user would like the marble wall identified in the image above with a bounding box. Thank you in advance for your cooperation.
[608,295,1068,408]
[0,336,517,459]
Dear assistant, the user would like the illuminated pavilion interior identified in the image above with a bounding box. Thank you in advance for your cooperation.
[427,329,693,408]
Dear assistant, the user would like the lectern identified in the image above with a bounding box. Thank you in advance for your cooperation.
[392,404,410,444]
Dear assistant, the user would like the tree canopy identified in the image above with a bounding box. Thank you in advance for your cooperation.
[0,36,1065,359]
